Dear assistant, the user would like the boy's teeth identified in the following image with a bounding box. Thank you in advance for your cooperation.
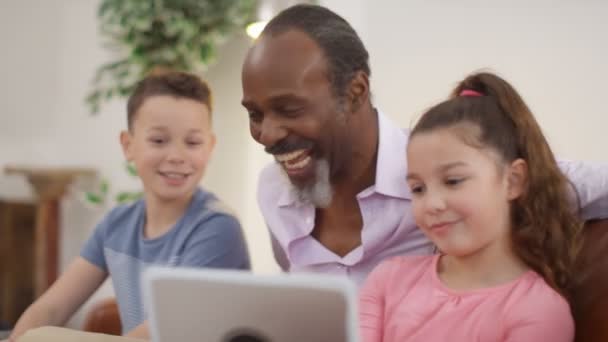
[164,172,186,179]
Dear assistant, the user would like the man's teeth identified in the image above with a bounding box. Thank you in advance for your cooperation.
[275,149,307,162]
[284,156,311,170]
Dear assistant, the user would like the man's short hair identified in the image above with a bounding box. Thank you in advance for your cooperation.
[262,4,370,101]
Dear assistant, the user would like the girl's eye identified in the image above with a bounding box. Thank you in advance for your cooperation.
[445,178,464,186]
[409,184,425,195]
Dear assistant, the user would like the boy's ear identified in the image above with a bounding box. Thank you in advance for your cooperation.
[507,158,528,200]
[120,130,133,161]
[206,132,217,157]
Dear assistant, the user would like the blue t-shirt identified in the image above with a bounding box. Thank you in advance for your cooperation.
[81,188,250,333]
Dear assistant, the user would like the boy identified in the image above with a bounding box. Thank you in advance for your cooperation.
[7,71,250,340]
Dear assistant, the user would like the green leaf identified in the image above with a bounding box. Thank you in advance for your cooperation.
[125,162,138,177]
[115,191,143,204]
[115,192,132,203]
[85,192,104,204]
[100,180,109,195]
[88,0,257,114]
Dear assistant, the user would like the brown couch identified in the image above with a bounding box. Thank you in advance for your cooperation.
[572,219,608,341]
[82,297,121,336]
[82,220,608,340]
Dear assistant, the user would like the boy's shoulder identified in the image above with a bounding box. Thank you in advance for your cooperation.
[99,199,144,230]
[174,188,242,238]
[185,188,238,223]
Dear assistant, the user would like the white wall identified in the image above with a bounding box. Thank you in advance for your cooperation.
[1,0,607,329]
[322,0,608,162]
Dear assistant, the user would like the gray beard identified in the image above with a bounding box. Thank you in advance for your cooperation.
[281,158,333,208]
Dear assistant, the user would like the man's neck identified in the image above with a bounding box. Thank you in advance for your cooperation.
[333,106,379,197]
[143,191,193,239]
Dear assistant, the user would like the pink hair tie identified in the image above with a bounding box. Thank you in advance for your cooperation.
[459,89,483,97]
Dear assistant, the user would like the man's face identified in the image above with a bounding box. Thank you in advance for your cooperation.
[241,30,351,207]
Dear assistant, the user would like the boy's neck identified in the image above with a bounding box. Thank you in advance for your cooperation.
[438,237,530,291]
[143,191,195,239]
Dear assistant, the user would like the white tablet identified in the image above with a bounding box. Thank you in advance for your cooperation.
[143,267,359,342]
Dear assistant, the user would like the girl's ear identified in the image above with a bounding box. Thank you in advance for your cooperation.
[507,158,528,200]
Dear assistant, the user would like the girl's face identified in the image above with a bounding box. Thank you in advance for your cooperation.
[406,126,525,258]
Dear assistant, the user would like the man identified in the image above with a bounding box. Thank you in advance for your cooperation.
[240,4,608,286]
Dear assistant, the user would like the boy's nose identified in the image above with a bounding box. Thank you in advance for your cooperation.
[167,146,186,164]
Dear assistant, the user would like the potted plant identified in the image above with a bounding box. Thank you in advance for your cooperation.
[86,0,256,113]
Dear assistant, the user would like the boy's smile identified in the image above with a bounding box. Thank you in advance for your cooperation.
[121,95,216,204]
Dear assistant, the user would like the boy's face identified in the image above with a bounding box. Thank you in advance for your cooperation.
[120,95,215,203]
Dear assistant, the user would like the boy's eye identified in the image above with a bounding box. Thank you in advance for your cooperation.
[187,140,203,146]
[149,137,166,144]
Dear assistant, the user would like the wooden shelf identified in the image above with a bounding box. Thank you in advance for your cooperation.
[3,165,96,297]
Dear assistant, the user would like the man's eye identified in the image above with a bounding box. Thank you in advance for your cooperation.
[279,107,302,117]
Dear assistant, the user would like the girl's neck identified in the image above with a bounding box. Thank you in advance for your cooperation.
[438,238,530,291]
[143,191,194,239]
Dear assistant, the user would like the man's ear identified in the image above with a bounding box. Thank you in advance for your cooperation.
[507,158,528,200]
[120,130,133,161]
[345,71,370,113]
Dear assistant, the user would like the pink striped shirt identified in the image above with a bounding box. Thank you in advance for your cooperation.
[359,255,574,342]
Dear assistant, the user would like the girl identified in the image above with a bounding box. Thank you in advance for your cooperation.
[359,72,581,341]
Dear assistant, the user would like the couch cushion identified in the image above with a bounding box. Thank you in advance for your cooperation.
[572,219,608,342]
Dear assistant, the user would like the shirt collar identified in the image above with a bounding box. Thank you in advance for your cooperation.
[277,109,411,207]
[373,110,411,199]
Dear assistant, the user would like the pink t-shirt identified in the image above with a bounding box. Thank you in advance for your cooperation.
[359,255,574,342]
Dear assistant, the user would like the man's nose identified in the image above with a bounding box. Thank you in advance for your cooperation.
[256,117,288,149]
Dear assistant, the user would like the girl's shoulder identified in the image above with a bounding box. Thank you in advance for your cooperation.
[367,254,436,286]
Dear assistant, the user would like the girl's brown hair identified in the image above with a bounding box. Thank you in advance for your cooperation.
[411,72,582,298]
